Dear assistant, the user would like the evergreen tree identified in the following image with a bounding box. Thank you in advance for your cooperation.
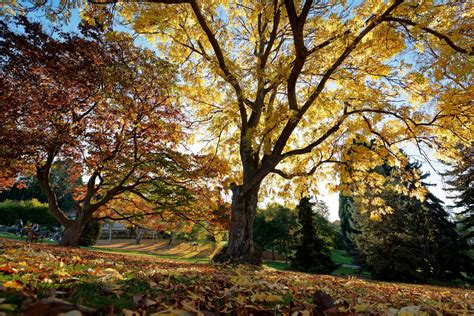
[78,220,102,247]
[291,197,337,273]
[349,162,472,281]
[443,145,473,243]
[338,194,359,253]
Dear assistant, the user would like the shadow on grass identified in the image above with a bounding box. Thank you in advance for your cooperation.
[85,246,210,263]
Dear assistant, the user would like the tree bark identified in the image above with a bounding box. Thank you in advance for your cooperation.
[60,219,87,247]
[214,183,262,264]
[135,227,144,244]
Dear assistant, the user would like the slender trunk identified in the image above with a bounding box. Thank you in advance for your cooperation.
[108,221,112,244]
[135,227,143,244]
[168,231,174,249]
[272,244,275,261]
[214,183,262,264]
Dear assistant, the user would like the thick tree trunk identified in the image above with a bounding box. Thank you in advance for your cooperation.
[214,183,262,264]
[60,220,87,247]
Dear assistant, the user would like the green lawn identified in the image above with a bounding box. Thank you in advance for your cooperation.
[0,231,56,244]
[331,249,354,265]
[85,246,210,263]
[264,249,372,277]
[0,232,23,240]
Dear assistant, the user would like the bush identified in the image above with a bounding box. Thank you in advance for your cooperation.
[78,220,101,246]
[0,199,59,228]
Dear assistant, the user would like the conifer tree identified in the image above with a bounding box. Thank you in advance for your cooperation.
[348,162,472,281]
[291,197,337,273]
[444,145,473,243]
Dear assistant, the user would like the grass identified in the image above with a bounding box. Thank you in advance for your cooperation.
[0,232,363,275]
[0,232,24,241]
[0,231,56,244]
[264,249,368,276]
[86,246,210,263]
[331,249,354,265]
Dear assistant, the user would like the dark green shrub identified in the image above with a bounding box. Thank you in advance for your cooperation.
[78,220,101,246]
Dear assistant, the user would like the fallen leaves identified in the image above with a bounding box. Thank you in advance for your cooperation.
[0,238,472,315]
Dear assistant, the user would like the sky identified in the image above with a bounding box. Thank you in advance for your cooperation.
[10,3,458,222]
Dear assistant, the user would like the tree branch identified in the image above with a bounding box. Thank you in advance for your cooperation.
[383,16,473,55]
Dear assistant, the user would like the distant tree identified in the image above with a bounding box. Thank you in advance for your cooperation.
[291,197,337,273]
[338,195,359,253]
[254,204,297,262]
[347,161,472,281]
[312,199,340,250]
[443,144,473,243]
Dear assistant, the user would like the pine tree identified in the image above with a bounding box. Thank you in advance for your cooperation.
[349,162,472,281]
[444,145,473,243]
[338,194,359,253]
[291,197,337,274]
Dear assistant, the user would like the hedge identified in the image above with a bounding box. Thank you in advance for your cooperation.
[0,199,59,227]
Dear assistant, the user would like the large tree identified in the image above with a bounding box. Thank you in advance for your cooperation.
[342,151,472,281]
[4,0,473,262]
[0,17,222,246]
[443,144,473,242]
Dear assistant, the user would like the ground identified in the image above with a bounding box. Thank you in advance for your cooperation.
[92,239,362,276]
[0,238,472,315]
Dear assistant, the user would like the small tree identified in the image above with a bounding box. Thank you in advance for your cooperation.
[1,17,223,246]
[291,197,337,273]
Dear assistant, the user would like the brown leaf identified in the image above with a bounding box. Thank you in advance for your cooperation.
[312,290,335,312]
[0,266,18,275]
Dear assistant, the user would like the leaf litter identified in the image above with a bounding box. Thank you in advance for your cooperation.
[0,239,472,315]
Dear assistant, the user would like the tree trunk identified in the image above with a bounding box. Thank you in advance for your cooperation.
[272,244,275,261]
[135,227,144,245]
[108,221,112,244]
[168,231,175,249]
[60,220,86,247]
[214,183,262,265]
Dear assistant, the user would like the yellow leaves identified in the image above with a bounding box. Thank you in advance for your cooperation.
[2,280,24,290]
[251,292,282,303]
[410,186,428,202]
[53,268,70,278]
